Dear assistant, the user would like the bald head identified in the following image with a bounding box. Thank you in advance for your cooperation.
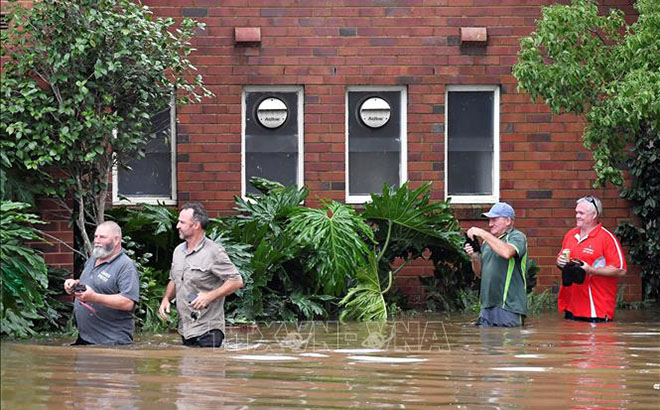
[98,221,122,239]
[92,221,122,260]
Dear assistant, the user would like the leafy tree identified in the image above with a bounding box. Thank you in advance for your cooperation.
[513,0,660,302]
[1,0,211,255]
[513,0,659,186]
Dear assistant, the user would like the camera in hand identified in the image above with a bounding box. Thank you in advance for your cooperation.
[464,233,481,253]
[73,283,87,293]
[188,293,200,321]
[561,260,586,287]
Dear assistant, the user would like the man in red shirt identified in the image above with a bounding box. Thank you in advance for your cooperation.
[556,195,627,322]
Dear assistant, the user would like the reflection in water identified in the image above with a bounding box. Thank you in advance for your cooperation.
[2,311,659,408]
[72,348,138,409]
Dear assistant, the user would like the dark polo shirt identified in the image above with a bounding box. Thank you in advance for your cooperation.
[74,251,140,345]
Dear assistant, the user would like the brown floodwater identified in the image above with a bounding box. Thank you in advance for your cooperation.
[2,310,659,409]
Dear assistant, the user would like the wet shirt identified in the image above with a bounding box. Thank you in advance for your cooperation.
[479,228,528,316]
[557,224,626,320]
[74,252,140,345]
[171,237,241,339]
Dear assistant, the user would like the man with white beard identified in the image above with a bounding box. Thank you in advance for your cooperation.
[64,221,139,345]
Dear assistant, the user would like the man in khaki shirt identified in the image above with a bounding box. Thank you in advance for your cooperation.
[159,202,243,347]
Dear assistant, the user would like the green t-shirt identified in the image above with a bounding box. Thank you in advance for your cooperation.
[479,228,528,315]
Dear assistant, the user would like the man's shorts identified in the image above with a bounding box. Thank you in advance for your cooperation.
[476,307,524,327]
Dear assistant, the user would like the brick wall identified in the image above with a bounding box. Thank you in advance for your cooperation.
[34,198,75,273]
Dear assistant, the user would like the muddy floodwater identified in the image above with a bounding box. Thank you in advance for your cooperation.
[2,311,659,409]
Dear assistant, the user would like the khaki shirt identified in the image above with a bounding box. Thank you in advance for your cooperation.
[171,237,241,339]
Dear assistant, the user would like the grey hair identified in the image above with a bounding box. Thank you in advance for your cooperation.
[577,195,603,218]
[181,202,209,229]
[98,220,122,239]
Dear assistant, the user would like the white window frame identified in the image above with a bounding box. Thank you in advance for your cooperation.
[241,85,304,198]
[112,97,177,205]
[444,85,500,204]
[345,85,408,204]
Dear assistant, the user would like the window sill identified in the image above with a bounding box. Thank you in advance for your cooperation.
[112,197,177,206]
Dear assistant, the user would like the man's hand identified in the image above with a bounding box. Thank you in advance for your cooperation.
[464,243,478,258]
[190,292,215,310]
[467,227,487,240]
[64,279,79,295]
[556,253,569,268]
[158,298,171,320]
[75,285,97,303]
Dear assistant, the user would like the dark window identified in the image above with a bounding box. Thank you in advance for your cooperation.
[244,90,300,195]
[348,90,402,197]
[117,106,174,199]
[447,90,495,196]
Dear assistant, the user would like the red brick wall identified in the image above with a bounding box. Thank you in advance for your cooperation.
[34,199,75,273]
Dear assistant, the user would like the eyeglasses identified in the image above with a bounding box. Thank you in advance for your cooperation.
[582,196,599,216]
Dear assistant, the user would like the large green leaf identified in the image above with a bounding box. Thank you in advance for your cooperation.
[363,182,463,259]
[287,201,374,296]
[339,253,388,322]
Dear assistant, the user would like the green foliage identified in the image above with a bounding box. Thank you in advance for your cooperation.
[224,183,314,321]
[616,129,660,303]
[32,267,75,334]
[514,0,659,305]
[0,0,211,255]
[527,289,557,316]
[290,292,334,320]
[107,203,179,272]
[513,0,660,186]
[287,201,374,296]
[340,182,466,321]
[363,182,463,260]
[0,201,49,337]
[339,254,389,322]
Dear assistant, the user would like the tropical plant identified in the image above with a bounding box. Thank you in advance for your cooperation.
[32,267,76,335]
[1,0,212,256]
[287,201,374,296]
[340,182,466,321]
[339,253,391,322]
[0,201,52,337]
[223,181,314,321]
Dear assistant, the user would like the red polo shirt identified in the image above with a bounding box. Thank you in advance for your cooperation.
[557,223,627,320]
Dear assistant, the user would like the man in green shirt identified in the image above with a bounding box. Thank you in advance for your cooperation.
[464,202,528,327]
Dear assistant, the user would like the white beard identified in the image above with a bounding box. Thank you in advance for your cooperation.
[92,243,113,259]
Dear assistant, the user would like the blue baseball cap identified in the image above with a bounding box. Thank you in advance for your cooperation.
[482,202,515,219]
